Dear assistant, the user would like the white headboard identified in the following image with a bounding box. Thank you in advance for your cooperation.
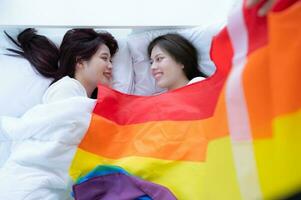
[0,0,239,27]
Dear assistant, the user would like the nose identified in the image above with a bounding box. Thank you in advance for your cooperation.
[150,62,157,70]
[107,61,113,69]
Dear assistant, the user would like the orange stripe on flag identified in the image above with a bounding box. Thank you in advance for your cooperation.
[269,3,301,117]
[243,46,273,139]
[242,2,301,139]
[79,110,229,162]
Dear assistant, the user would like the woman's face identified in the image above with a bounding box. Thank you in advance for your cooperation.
[79,44,113,87]
[150,45,188,90]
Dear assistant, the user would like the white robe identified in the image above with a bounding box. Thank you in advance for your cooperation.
[0,76,96,200]
[187,76,206,85]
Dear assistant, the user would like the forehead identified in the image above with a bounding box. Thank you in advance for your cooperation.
[96,44,111,55]
[150,45,167,58]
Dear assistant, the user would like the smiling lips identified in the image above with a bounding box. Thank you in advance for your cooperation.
[153,71,163,80]
[103,71,112,80]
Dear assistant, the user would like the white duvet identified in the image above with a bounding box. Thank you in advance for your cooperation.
[0,77,96,199]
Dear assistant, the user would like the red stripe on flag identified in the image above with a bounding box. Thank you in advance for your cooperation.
[243,0,268,54]
[95,76,227,125]
[210,27,234,76]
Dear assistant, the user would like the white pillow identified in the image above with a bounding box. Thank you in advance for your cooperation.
[111,37,134,94]
[0,28,61,117]
[127,25,224,95]
[0,28,21,55]
[0,54,52,117]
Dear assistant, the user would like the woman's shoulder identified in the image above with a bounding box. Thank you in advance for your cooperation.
[187,77,206,85]
[42,76,87,103]
[50,76,82,90]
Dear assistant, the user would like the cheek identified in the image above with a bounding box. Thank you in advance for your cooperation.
[92,61,106,75]
[83,63,104,82]
[162,62,176,78]
[162,64,182,85]
[163,58,177,70]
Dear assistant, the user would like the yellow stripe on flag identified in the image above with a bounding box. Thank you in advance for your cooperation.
[70,137,241,200]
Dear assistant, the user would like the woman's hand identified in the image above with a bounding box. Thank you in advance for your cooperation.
[246,0,276,16]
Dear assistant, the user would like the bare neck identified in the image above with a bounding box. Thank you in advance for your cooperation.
[168,78,189,91]
[74,74,95,98]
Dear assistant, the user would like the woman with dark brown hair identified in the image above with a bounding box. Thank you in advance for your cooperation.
[148,33,207,91]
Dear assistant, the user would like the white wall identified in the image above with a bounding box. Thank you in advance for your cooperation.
[0,0,239,27]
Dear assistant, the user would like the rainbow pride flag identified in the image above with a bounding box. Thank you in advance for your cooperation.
[70,0,301,199]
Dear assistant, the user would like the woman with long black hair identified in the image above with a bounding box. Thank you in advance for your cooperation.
[5,28,118,100]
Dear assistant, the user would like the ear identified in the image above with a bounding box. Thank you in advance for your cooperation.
[75,57,85,70]
[176,61,184,69]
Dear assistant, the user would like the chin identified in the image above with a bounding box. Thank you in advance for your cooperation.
[157,81,168,89]
[100,79,111,87]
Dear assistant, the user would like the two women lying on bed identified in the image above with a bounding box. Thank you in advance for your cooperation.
[2,28,207,200]
[6,28,207,102]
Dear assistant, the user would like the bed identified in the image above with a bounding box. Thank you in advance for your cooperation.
[0,0,300,199]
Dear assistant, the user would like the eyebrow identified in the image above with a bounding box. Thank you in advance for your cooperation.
[151,53,164,59]
[100,52,110,57]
